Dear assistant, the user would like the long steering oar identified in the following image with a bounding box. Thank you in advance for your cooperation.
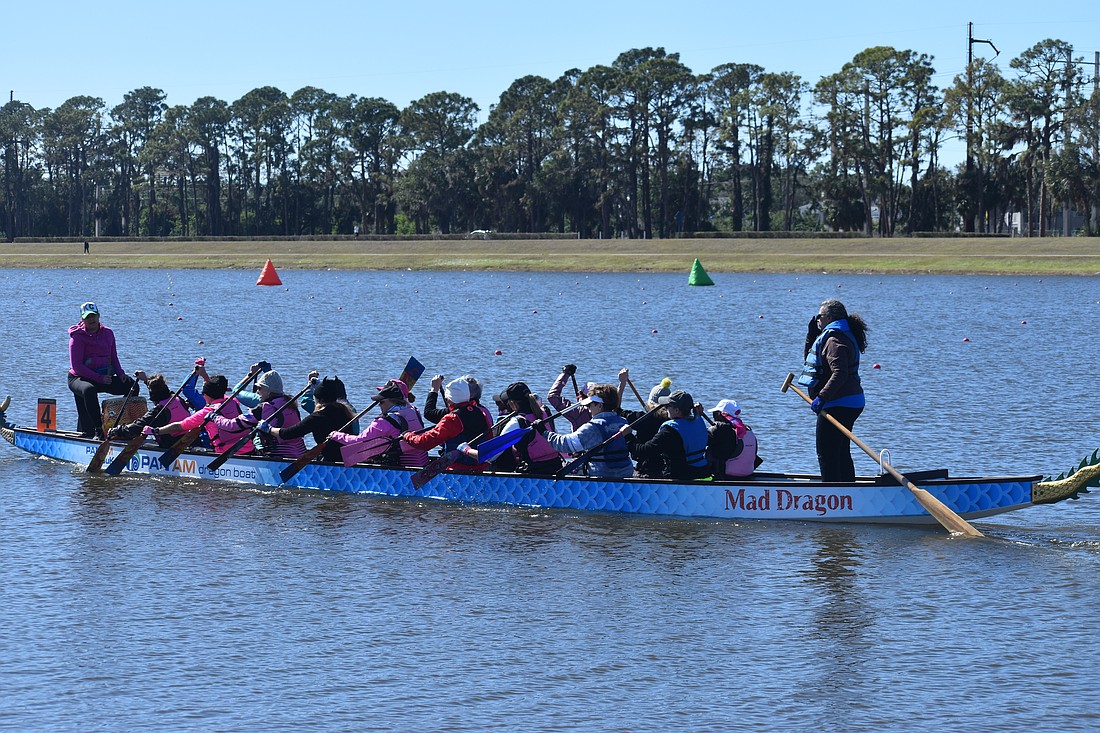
[781,373,983,538]
[157,365,264,470]
[554,405,656,479]
[87,372,141,473]
[279,401,380,484]
[104,368,201,475]
[410,411,518,490]
[207,379,317,472]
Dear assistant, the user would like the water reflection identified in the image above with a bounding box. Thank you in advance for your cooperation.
[798,527,875,725]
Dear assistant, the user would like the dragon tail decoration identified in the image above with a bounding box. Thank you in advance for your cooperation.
[1033,449,1100,504]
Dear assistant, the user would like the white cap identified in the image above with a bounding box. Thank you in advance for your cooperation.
[445,378,471,404]
[710,399,741,419]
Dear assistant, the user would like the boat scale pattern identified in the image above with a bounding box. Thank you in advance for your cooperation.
[2,424,1070,526]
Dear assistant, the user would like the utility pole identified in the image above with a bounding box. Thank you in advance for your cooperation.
[966,22,999,232]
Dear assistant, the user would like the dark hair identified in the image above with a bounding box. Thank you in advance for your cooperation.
[147,374,170,403]
[589,384,620,412]
[819,299,869,352]
[202,375,229,399]
[313,376,345,405]
[463,375,483,402]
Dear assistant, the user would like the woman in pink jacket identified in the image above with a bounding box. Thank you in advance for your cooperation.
[327,379,429,467]
[67,302,143,438]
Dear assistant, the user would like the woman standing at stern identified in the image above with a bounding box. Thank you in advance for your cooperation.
[797,299,869,482]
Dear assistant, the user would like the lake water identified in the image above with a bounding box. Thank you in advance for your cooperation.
[1,268,1098,731]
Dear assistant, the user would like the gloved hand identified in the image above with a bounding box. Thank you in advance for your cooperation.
[142,425,155,436]
[457,441,473,456]
[256,420,272,434]
[107,427,122,440]
[563,364,577,376]
[810,397,822,414]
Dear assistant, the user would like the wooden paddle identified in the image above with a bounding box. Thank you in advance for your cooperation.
[156,365,264,470]
[781,373,983,538]
[104,368,201,475]
[279,401,379,484]
[626,377,647,410]
[410,410,517,490]
[398,357,426,392]
[86,372,141,473]
[207,378,316,472]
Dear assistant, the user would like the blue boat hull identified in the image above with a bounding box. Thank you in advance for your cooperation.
[2,426,1050,525]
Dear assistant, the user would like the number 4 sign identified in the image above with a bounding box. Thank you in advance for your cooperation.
[37,398,56,432]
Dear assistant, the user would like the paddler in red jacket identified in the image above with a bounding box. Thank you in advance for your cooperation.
[401,376,494,472]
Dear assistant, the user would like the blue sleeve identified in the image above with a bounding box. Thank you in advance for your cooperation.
[234,367,267,408]
[300,384,316,414]
[236,390,260,408]
[181,379,204,412]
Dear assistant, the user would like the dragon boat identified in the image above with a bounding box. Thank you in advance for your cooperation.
[3,396,1096,527]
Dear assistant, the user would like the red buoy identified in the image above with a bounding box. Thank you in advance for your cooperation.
[257,260,282,286]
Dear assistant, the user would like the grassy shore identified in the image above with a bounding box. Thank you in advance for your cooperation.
[3,237,1100,275]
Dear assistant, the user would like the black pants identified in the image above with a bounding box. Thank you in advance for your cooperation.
[67,373,135,436]
[816,406,863,482]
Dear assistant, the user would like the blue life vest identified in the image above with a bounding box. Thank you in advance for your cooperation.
[663,416,709,468]
[797,318,861,397]
[584,412,633,478]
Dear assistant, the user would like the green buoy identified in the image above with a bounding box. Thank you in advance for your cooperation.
[688,258,715,286]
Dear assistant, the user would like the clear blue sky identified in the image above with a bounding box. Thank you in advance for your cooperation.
[8,0,1100,166]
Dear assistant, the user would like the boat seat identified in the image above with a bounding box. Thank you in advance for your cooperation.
[875,468,949,484]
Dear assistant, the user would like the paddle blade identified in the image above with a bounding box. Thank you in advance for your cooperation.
[410,450,460,490]
[86,438,113,473]
[477,428,531,463]
[399,357,426,390]
[908,484,984,537]
[104,434,146,475]
[280,443,325,483]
